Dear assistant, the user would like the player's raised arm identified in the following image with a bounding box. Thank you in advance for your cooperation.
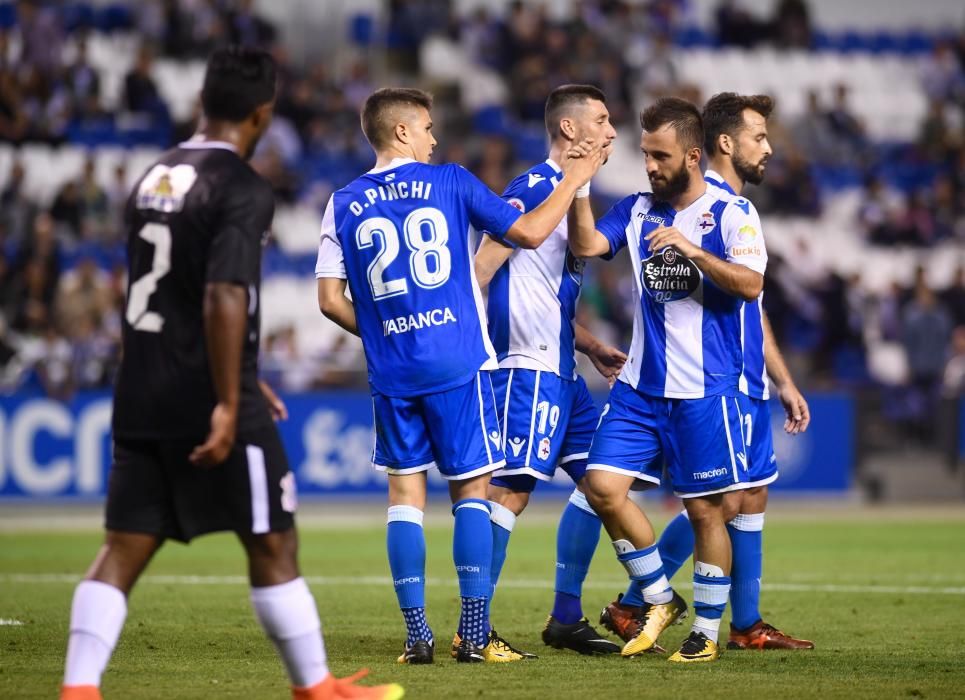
[190,281,246,467]
[503,139,605,249]
[474,235,515,289]
[567,196,613,258]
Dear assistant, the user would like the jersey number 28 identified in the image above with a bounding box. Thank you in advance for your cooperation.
[356,206,451,300]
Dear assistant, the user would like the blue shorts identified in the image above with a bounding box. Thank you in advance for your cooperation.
[372,372,506,481]
[745,397,778,487]
[586,381,751,498]
[489,369,598,493]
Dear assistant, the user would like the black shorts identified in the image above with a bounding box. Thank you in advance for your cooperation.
[105,426,296,543]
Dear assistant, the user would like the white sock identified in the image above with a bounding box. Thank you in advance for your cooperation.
[63,580,127,687]
[250,577,329,688]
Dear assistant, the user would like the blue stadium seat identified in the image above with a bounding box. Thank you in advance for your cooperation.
[349,13,376,47]
[94,3,133,32]
[472,106,510,136]
[62,2,94,32]
[0,2,16,29]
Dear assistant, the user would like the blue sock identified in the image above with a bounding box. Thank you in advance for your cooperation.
[623,509,695,607]
[387,505,431,645]
[489,502,516,600]
[551,489,601,624]
[692,562,731,644]
[728,513,764,631]
[453,499,493,646]
[613,540,673,605]
[657,510,695,580]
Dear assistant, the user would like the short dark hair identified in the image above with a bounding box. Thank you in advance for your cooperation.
[544,84,607,137]
[640,97,703,152]
[200,46,276,122]
[361,88,433,149]
[702,92,774,156]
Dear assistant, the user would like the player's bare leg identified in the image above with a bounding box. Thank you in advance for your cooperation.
[584,471,684,656]
[669,494,732,663]
[61,531,162,700]
[727,485,814,651]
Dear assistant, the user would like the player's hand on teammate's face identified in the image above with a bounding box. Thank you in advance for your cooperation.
[189,403,238,468]
[644,226,699,258]
[258,379,288,421]
[562,138,606,186]
[778,383,810,434]
[588,342,627,387]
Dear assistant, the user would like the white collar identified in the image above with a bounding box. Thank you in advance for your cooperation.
[178,137,238,153]
[368,157,416,174]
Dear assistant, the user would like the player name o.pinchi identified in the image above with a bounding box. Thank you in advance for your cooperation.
[382,306,457,336]
[348,179,434,215]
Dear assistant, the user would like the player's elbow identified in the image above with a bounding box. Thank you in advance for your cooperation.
[509,225,541,250]
[740,274,764,301]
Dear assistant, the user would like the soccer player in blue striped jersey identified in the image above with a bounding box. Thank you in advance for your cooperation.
[570,97,766,663]
[315,88,605,664]
[472,85,625,656]
[628,93,813,651]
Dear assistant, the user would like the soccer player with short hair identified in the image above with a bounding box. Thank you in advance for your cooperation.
[603,93,813,651]
[315,88,604,664]
[471,84,625,656]
[569,97,768,663]
[60,47,401,700]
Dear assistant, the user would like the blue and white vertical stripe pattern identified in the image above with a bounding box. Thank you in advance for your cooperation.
[594,186,768,399]
[487,159,583,380]
[704,171,768,400]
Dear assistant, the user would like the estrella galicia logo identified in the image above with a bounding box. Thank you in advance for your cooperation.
[641,247,701,303]
[565,248,585,285]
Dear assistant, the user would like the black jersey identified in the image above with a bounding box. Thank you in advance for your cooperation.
[112,141,275,439]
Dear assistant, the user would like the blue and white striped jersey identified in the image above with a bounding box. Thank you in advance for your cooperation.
[704,169,769,400]
[487,159,584,379]
[595,185,767,399]
[315,158,523,397]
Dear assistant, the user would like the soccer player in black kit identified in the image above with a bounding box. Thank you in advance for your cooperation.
[60,47,402,700]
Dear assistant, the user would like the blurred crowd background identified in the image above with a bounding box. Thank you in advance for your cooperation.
[0,0,962,463]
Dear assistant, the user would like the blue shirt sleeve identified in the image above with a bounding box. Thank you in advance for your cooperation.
[595,194,637,259]
[455,165,522,240]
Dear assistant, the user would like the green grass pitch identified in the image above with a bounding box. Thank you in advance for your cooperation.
[2,505,964,699]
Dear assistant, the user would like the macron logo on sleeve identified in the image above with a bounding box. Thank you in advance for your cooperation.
[528,173,545,188]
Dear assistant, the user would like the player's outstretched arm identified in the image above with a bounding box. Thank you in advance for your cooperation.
[762,312,810,434]
[575,323,626,385]
[317,277,360,336]
[474,235,515,289]
[504,140,605,249]
[645,226,764,300]
[567,196,613,258]
[190,282,247,467]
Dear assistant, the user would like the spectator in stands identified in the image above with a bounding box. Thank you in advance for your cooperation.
[51,181,83,238]
[920,40,964,104]
[756,147,821,216]
[66,37,101,106]
[825,83,868,164]
[54,254,112,340]
[15,0,64,79]
[228,0,277,48]
[772,0,812,49]
[123,44,170,126]
[941,266,965,327]
[0,160,37,245]
[791,90,837,165]
[0,66,30,142]
[70,314,118,390]
[468,135,514,193]
[902,281,953,439]
[29,323,74,399]
[941,325,965,397]
[917,98,954,163]
[715,0,766,48]
[931,175,963,242]
[104,163,129,242]
[858,175,903,246]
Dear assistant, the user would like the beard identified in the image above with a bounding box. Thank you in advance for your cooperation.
[649,160,691,202]
[733,146,767,185]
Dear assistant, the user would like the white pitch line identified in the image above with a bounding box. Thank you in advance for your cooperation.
[2,573,965,596]
[0,618,25,626]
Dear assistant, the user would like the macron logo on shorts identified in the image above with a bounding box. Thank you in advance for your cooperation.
[693,467,729,480]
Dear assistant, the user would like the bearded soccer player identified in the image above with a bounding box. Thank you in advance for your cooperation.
[315,88,604,664]
[60,47,402,700]
[472,84,625,656]
[570,97,767,663]
[602,92,813,651]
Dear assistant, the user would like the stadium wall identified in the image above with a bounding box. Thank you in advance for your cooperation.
[0,391,853,500]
